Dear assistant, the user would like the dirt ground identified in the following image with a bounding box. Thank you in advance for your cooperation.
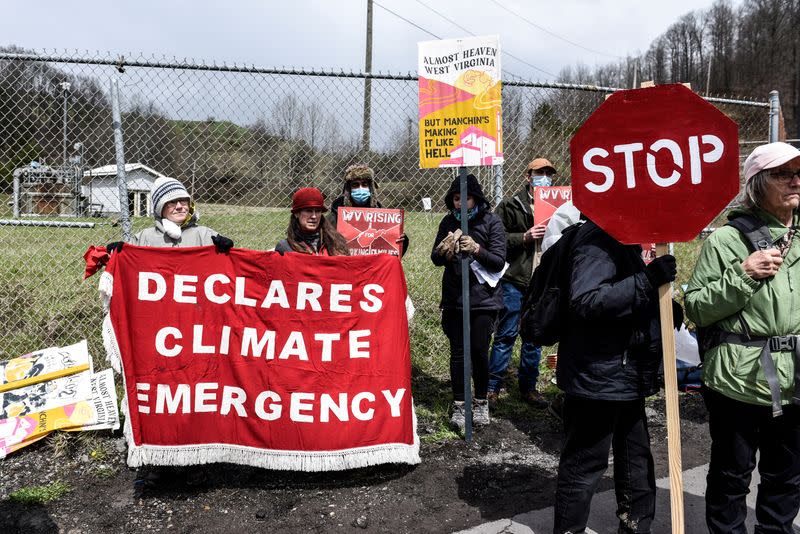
[0,391,710,534]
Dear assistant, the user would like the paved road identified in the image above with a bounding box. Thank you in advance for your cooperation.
[457,464,800,534]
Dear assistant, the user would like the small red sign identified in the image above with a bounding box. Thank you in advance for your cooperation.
[533,186,572,227]
[570,84,740,244]
[337,207,405,256]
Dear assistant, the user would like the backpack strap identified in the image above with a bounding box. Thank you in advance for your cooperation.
[726,213,776,251]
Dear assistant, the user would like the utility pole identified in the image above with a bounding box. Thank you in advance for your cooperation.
[705,56,712,96]
[361,0,373,157]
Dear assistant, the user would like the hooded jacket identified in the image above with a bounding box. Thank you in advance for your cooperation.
[131,208,217,248]
[430,174,507,310]
[685,207,800,406]
[556,220,663,401]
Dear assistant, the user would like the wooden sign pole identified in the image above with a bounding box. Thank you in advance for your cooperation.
[655,242,684,534]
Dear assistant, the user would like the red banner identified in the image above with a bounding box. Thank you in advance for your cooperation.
[100,245,419,471]
[533,186,572,226]
[336,207,404,256]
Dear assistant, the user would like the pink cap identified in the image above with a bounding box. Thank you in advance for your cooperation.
[743,142,800,181]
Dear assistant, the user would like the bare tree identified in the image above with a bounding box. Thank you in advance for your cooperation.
[270,94,305,141]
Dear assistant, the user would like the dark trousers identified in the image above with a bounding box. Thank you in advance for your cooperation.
[554,394,656,534]
[441,308,497,402]
[703,387,800,534]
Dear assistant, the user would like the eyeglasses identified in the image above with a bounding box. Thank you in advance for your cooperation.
[769,169,800,184]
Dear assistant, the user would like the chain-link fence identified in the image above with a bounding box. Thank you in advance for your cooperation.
[0,50,773,377]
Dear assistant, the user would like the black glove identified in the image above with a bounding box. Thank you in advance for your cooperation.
[106,241,124,254]
[644,254,677,288]
[212,234,234,253]
[672,300,684,330]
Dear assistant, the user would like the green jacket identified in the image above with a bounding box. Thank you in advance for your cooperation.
[685,207,800,406]
[495,187,540,288]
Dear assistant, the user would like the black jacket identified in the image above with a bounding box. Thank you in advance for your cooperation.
[556,221,663,401]
[430,175,506,310]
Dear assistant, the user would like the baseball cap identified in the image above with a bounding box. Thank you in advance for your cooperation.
[527,158,556,174]
[743,142,800,181]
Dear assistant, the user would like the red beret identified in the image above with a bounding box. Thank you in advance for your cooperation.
[291,187,328,213]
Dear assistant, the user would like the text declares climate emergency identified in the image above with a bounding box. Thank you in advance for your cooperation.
[133,271,406,423]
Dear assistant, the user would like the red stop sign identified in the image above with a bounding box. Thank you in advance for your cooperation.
[570,84,740,244]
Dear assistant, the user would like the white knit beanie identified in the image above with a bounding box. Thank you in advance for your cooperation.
[151,177,190,217]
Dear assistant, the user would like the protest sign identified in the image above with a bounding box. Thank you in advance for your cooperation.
[1,371,91,419]
[99,245,419,471]
[570,83,740,534]
[63,369,120,432]
[418,35,503,168]
[1,340,91,392]
[0,370,119,459]
[336,207,404,256]
[641,243,657,264]
[533,186,572,227]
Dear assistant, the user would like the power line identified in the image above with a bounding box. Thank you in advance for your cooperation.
[412,0,473,36]
[487,0,623,60]
[411,0,556,78]
[373,1,441,40]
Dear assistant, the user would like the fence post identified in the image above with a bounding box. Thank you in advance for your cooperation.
[12,169,21,218]
[110,78,132,241]
[493,165,503,206]
[361,0,373,156]
[769,90,780,143]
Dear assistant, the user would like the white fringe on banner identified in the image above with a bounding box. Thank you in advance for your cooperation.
[98,271,113,311]
[98,272,123,373]
[122,407,421,471]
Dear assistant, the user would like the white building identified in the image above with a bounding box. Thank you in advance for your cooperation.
[82,163,165,217]
[439,126,504,167]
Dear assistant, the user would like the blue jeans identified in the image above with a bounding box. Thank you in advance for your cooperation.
[488,281,541,394]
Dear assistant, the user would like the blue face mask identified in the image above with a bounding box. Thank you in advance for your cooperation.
[350,187,371,204]
[453,205,479,221]
[532,176,553,187]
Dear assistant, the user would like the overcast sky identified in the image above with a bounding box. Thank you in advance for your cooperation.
[2,0,733,82]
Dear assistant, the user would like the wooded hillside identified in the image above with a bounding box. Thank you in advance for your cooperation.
[558,0,800,137]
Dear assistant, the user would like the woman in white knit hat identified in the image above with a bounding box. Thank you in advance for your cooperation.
[105,176,232,496]
[107,177,233,252]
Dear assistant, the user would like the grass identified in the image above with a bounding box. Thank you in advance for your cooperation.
[9,481,72,504]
